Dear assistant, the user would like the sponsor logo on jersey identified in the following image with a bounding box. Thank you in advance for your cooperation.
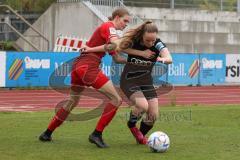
[130,58,153,66]
[109,27,117,35]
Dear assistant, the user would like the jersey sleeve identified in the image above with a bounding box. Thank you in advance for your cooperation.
[155,39,167,52]
[100,22,118,43]
[108,51,117,56]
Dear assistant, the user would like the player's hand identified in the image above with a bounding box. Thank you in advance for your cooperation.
[142,49,155,59]
[157,57,165,64]
[80,44,91,53]
[104,43,117,52]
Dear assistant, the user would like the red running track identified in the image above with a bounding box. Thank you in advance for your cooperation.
[0,86,240,112]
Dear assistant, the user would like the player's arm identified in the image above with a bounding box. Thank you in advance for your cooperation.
[154,40,172,64]
[80,42,118,53]
[80,44,105,53]
[157,48,172,64]
[112,53,127,64]
[123,48,155,59]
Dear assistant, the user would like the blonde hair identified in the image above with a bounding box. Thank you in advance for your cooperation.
[118,21,158,51]
[108,8,130,21]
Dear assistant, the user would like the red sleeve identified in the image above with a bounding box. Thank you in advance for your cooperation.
[100,22,118,43]
[109,51,117,56]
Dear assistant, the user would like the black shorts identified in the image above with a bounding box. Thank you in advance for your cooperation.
[120,65,157,100]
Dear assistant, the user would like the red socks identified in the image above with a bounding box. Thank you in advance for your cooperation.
[47,103,117,133]
[95,103,118,132]
[47,107,70,131]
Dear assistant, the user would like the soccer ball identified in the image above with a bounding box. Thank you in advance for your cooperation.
[147,131,170,153]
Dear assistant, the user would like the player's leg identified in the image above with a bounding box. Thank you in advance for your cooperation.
[140,97,158,136]
[127,91,149,144]
[127,91,148,128]
[39,87,83,141]
[89,73,122,148]
[39,63,84,142]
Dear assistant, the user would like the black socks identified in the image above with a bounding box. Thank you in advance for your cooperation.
[127,111,142,128]
[140,121,153,136]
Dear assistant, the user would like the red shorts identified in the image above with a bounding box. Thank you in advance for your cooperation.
[71,59,109,91]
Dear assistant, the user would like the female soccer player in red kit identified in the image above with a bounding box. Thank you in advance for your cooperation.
[39,8,131,148]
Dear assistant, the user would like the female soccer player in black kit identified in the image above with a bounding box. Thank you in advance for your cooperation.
[119,21,172,144]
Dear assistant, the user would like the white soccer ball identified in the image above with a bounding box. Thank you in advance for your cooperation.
[147,131,170,153]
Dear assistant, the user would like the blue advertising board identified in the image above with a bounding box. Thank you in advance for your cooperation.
[199,53,226,85]
[6,52,79,87]
[167,53,200,85]
[4,52,227,87]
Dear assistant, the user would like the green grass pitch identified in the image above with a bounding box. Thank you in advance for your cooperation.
[0,105,240,160]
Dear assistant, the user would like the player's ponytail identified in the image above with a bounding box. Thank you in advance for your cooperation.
[118,20,158,51]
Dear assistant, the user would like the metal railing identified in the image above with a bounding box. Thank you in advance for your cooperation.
[57,0,143,27]
[57,0,240,12]
[84,0,123,18]
[124,0,240,12]
[0,5,50,51]
[0,14,40,41]
[0,22,39,51]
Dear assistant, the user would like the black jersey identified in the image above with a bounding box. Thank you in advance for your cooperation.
[127,38,166,66]
[124,38,167,77]
[120,38,167,99]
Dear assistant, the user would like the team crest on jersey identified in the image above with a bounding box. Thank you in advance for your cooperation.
[109,27,117,35]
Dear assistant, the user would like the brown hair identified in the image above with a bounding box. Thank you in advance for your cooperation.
[108,8,130,21]
[118,20,158,50]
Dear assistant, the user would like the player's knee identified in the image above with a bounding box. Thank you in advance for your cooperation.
[112,96,122,107]
[136,100,148,112]
[64,99,78,112]
[116,96,123,107]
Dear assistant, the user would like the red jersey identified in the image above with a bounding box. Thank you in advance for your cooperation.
[71,21,118,90]
[86,21,118,59]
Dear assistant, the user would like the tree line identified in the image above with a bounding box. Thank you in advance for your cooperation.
[0,0,56,13]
